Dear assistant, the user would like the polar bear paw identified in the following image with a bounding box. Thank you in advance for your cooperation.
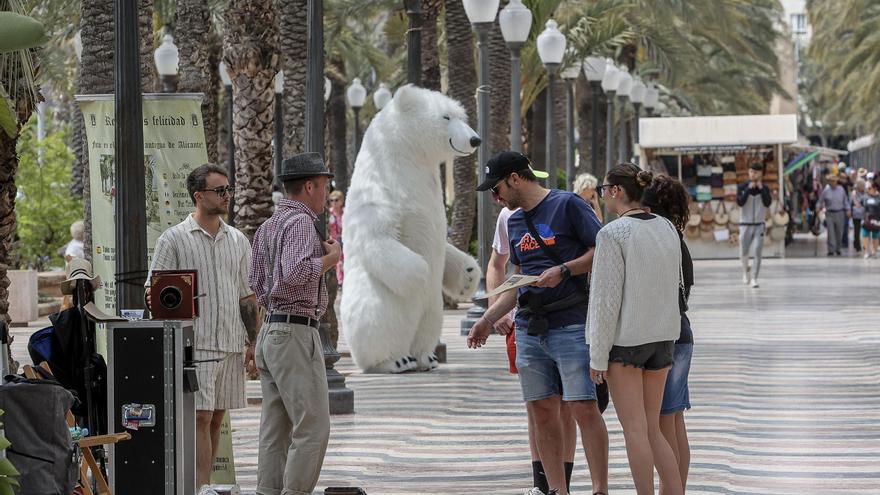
[365,356,418,374]
[415,352,440,371]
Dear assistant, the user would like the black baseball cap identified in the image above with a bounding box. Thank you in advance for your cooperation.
[476,151,550,191]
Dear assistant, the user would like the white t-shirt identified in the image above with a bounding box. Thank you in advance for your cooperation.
[65,239,85,259]
[492,207,518,255]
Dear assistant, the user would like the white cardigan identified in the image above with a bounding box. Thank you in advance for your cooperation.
[587,215,682,371]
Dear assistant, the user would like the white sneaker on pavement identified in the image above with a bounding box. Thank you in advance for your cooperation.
[751,279,759,289]
[743,271,750,285]
[198,486,219,495]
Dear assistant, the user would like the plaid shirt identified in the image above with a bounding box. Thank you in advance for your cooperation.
[249,199,328,318]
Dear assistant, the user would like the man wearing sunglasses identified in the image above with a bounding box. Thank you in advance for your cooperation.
[146,163,257,495]
[467,151,609,495]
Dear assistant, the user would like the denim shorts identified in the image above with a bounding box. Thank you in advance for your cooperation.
[661,343,693,415]
[861,228,880,240]
[514,324,596,402]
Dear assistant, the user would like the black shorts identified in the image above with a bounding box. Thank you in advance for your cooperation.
[609,341,675,370]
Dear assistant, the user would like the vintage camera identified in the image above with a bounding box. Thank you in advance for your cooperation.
[149,270,199,320]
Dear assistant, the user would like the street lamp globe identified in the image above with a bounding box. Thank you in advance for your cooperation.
[346,78,367,109]
[274,70,284,95]
[616,66,633,98]
[499,0,532,43]
[537,19,566,65]
[74,30,82,62]
[630,78,646,104]
[218,61,232,87]
[462,0,500,24]
[153,33,179,77]
[601,61,619,92]
[373,83,392,110]
[644,84,660,110]
[583,56,606,82]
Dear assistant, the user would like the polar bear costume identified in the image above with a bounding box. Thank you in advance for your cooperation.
[341,85,482,373]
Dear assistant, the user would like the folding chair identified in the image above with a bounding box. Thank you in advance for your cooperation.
[22,362,131,495]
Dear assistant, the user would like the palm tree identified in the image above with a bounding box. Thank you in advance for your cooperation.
[77,0,114,261]
[223,0,280,239]
[278,0,308,156]
[489,1,510,157]
[176,0,219,164]
[445,0,476,253]
[420,0,443,91]
[139,0,157,92]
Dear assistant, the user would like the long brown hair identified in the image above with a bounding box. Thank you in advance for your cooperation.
[642,175,690,232]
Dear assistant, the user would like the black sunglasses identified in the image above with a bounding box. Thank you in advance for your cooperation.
[597,183,616,198]
[200,185,235,197]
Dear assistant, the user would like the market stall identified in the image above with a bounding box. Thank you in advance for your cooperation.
[638,114,798,259]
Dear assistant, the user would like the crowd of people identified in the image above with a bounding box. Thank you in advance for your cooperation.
[809,165,880,257]
[468,152,695,495]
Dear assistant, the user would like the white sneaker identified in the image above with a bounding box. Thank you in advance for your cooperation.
[523,489,547,495]
[198,486,219,495]
[751,279,759,289]
[742,270,751,285]
[865,252,871,259]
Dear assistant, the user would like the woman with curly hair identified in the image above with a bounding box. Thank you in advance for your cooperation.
[588,164,684,495]
[642,175,694,493]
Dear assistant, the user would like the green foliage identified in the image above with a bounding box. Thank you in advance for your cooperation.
[15,115,82,271]
[0,410,21,495]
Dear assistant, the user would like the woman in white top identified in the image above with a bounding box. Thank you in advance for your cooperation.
[588,164,683,495]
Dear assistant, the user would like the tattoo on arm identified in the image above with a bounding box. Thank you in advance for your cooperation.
[239,296,259,344]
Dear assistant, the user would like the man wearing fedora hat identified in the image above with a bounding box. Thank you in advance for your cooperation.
[818,173,851,256]
[145,163,258,495]
[249,152,341,495]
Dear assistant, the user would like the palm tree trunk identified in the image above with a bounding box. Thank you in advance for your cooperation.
[224,0,280,240]
[420,0,443,91]
[78,0,115,261]
[527,87,546,170]
[71,105,85,197]
[278,0,308,156]
[577,75,607,180]
[445,0,476,253]
[139,0,157,92]
[177,0,219,163]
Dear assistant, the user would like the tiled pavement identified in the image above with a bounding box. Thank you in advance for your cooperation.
[10,257,880,494]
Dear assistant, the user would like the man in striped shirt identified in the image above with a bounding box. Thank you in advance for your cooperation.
[146,164,258,495]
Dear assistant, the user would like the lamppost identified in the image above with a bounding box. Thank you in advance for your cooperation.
[601,60,619,173]
[154,33,179,93]
[561,58,580,191]
[583,56,606,179]
[219,61,235,225]
[499,0,532,152]
[616,65,632,164]
[644,84,659,117]
[629,77,646,164]
[274,70,284,190]
[373,82,392,111]
[404,0,422,85]
[346,77,366,155]
[461,0,499,329]
[537,19,566,187]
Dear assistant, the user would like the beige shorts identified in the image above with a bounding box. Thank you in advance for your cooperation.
[194,350,247,411]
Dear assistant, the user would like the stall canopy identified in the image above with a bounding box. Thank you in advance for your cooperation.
[639,114,798,149]
[847,134,875,152]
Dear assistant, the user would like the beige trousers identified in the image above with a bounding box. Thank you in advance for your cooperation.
[255,321,330,495]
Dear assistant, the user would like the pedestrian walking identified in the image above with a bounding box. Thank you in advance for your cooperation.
[329,189,345,286]
[145,164,258,495]
[642,174,695,492]
[818,174,851,256]
[588,163,684,495]
[487,204,578,494]
[736,162,771,287]
[851,179,867,254]
[861,181,880,258]
[468,151,609,495]
[249,153,340,495]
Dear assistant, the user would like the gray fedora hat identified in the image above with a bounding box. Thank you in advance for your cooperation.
[277,152,334,181]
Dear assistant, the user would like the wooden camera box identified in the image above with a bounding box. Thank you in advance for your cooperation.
[150,270,199,320]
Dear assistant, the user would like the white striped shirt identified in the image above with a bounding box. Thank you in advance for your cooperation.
[147,214,254,352]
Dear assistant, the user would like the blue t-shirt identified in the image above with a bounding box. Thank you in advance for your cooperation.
[508,189,602,331]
